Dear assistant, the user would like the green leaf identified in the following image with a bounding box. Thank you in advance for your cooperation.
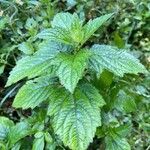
[44,132,53,144]
[53,50,91,93]
[11,142,21,150]
[82,13,113,44]
[114,90,137,113]
[0,17,8,31]
[37,28,73,45]
[0,142,6,150]
[38,13,84,45]
[47,83,105,150]
[113,125,132,138]
[6,41,68,86]
[8,121,32,147]
[13,76,55,109]
[32,132,44,150]
[90,44,147,77]
[18,41,34,55]
[113,32,125,48]
[0,117,14,140]
[51,12,77,29]
[0,65,5,75]
[105,135,131,150]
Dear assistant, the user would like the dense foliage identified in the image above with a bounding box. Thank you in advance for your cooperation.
[0,0,149,150]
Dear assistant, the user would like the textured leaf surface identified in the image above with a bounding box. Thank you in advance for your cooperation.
[53,50,91,93]
[37,28,73,45]
[13,76,54,109]
[90,45,147,76]
[32,132,44,150]
[82,13,113,44]
[18,41,34,55]
[51,12,76,29]
[8,121,32,147]
[39,13,84,45]
[105,135,131,150]
[0,117,14,140]
[6,41,68,86]
[47,83,105,150]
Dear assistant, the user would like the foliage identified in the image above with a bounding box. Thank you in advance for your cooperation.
[0,0,149,150]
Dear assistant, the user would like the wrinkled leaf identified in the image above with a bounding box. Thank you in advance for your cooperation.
[90,44,147,76]
[53,50,91,93]
[13,76,55,109]
[47,83,105,150]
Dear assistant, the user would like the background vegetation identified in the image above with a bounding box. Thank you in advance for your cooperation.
[0,0,149,149]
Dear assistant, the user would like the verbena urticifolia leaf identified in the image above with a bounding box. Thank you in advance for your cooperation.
[13,76,55,109]
[0,117,14,140]
[82,13,113,44]
[52,50,91,93]
[89,44,147,76]
[47,83,105,150]
[6,41,69,86]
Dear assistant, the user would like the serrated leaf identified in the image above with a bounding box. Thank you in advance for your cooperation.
[105,135,131,150]
[37,28,73,45]
[0,117,14,140]
[38,13,83,45]
[0,65,5,75]
[13,76,55,109]
[82,13,113,44]
[51,12,76,29]
[47,83,105,150]
[11,142,21,150]
[53,50,91,93]
[6,41,68,86]
[8,121,32,147]
[90,45,147,77]
[32,132,44,150]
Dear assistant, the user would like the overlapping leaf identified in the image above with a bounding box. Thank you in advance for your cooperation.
[32,132,44,150]
[13,76,55,109]
[89,44,147,76]
[47,83,105,150]
[8,121,32,147]
[0,117,14,140]
[105,135,131,150]
[114,90,137,113]
[51,12,78,29]
[82,13,113,44]
[6,41,69,86]
[52,50,91,93]
[38,13,112,46]
[37,28,73,45]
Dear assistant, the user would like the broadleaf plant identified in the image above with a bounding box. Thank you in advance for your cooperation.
[4,12,147,150]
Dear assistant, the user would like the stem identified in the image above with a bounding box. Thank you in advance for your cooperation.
[0,83,21,107]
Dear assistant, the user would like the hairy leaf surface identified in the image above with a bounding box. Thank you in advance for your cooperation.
[6,41,68,86]
[37,28,73,45]
[105,135,131,150]
[82,13,113,44]
[53,50,91,93]
[90,45,147,76]
[47,83,105,150]
[51,12,77,29]
[32,132,44,150]
[13,76,55,109]
[8,121,32,147]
